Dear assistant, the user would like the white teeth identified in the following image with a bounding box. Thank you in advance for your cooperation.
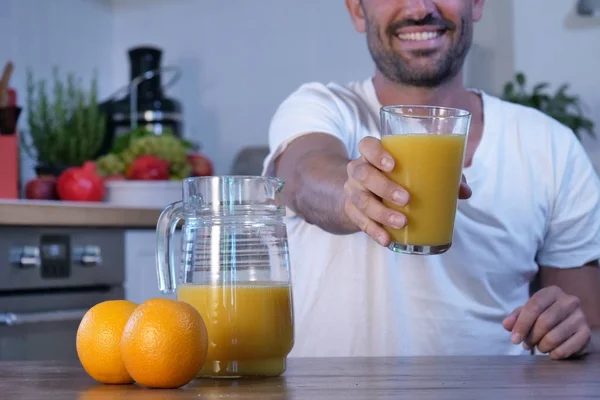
[397,31,441,41]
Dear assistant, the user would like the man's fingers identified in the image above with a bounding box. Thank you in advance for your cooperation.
[347,160,409,207]
[358,137,395,172]
[344,200,390,247]
[357,137,472,201]
[549,326,592,360]
[537,309,587,354]
[502,307,522,332]
[511,290,558,344]
[345,182,407,229]
[524,295,580,348]
[458,175,472,199]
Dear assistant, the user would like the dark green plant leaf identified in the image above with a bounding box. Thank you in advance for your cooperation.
[532,82,549,95]
[503,82,515,99]
[501,72,595,141]
[556,83,569,97]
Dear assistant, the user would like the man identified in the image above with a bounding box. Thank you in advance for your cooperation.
[263,0,600,359]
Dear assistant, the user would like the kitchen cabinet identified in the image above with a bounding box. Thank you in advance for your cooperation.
[124,229,178,303]
[0,200,176,305]
[0,200,158,362]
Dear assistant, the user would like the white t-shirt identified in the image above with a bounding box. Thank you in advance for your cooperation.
[262,78,600,357]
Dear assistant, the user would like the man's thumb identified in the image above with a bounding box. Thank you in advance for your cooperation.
[502,307,522,331]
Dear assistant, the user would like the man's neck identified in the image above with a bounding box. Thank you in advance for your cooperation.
[371,70,475,112]
[371,70,485,168]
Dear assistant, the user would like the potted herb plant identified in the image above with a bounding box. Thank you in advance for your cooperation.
[502,72,595,140]
[23,68,106,176]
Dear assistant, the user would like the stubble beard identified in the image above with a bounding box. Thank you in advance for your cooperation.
[364,16,473,88]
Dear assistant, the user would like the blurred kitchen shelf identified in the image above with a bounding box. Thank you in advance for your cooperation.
[0,199,161,228]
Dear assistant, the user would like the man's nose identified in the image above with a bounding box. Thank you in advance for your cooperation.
[399,0,439,21]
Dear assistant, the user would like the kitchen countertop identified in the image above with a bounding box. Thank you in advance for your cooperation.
[0,199,162,228]
[2,356,599,399]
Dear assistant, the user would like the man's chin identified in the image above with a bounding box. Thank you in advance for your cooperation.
[407,48,442,58]
[391,67,454,88]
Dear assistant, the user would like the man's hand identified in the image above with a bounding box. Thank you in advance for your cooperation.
[343,136,472,247]
[502,286,592,359]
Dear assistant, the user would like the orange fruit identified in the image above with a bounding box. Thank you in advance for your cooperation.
[76,300,138,384]
[120,298,208,389]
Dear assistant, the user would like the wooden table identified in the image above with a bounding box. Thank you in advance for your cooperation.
[2,356,599,399]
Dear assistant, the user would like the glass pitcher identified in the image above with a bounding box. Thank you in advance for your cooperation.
[156,176,294,378]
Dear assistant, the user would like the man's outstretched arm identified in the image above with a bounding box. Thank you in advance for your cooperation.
[274,132,358,235]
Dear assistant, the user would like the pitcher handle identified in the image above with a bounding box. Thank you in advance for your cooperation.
[156,201,184,294]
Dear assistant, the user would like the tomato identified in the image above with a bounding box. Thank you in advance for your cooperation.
[57,162,105,202]
[25,176,59,200]
[126,155,170,180]
[188,153,213,177]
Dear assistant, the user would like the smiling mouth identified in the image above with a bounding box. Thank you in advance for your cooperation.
[397,30,446,41]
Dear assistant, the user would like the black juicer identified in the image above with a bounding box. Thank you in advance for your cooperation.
[98,46,183,155]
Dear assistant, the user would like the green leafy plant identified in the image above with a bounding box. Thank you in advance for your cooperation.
[502,72,595,140]
[24,68,106,168]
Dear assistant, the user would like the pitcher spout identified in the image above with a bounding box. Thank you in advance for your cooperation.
[270,177,285,194]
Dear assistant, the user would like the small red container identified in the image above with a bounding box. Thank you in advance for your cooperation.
[0,88,20,199]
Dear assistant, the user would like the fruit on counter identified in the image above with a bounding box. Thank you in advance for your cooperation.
[76,298,208,389]
[95,154,125,177]
[188,153,214,177]
[120,298,208,389]
[57,161,105,202]
[96,129,196,180]
[76,300,138,385]
[121,135,193,180]
[125,155,170,180]
[24,176,59,200]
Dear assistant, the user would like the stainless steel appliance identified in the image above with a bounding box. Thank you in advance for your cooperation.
[0,227,125,361]
[98,46,184,156]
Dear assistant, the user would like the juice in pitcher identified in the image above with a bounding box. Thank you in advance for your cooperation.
[381,134,466,248]
[177,281,294,378]
[156,176,295,378]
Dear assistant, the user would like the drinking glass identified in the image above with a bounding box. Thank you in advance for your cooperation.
[379,105,471,255]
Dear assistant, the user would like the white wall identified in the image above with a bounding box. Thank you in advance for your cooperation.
[110,0,375,174]
[110,0,518,174]
[5,0,598,175]
[0,0,114,184]
[467,0,515,95]
[512,0,600,169]
[1,0,517,177]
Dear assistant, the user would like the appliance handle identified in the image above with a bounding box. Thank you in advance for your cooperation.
[0,309,88,326]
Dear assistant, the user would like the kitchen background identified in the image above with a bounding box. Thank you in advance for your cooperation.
[0,0,599,361]
[1,0,598,179]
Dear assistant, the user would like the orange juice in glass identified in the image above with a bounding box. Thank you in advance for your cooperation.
[380,105,471,255]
